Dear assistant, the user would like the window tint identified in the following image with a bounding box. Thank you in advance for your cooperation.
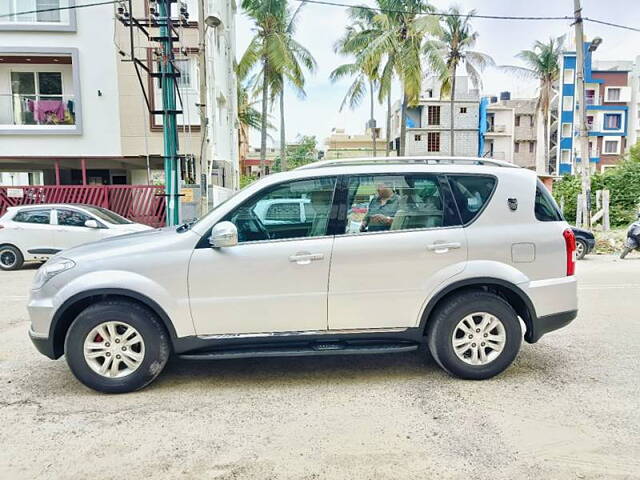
[225,177,336,243]
[82,206,132,224]
[535,181,563,221]
[448,175,497,224]
[344,174,460,234]
[13,209,51,224]
[57,209,92,227]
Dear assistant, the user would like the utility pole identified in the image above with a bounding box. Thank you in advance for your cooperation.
[158,0,180,226]
[197,0,209,217]
[573,0,591,228]
[117,0,185,226]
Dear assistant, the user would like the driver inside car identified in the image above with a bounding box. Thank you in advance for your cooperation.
[360,182,399,232]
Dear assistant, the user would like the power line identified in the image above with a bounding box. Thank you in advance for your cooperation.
[295,0,640,32]
[0,0,120,19]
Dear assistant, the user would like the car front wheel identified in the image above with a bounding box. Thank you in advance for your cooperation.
[427,291,522,380]
[64,300,170,393]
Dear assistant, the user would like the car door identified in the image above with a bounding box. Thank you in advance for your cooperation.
[188,176,337,335]
[10,208,57,254]
[327,173,468,330]
[53,208,106,250]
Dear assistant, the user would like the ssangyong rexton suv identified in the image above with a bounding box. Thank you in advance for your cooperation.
[28,157,578,393]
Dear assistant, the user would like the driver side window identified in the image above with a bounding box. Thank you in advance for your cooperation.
[225,177,337,243]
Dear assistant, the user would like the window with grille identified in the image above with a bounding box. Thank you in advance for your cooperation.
[427,132,440,152]
[460,107,467,114]
[427,106,440,125]
[607,88,621,101]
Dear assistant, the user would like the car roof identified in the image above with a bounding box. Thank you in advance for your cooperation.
[8,203,102,211]
[296,156,519,171]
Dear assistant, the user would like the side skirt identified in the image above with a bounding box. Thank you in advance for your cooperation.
[173,327,425,358]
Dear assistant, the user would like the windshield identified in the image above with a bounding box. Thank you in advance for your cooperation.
[189,192,238,230]
[81,206,133,225]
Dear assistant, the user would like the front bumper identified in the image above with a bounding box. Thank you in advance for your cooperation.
[526,309,578,343]
[28,328,56,359]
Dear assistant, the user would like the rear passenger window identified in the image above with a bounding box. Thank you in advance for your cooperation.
[535,181,564,221]
[448,175,497,224]
[13,209,51,224]
[344,174,460,234]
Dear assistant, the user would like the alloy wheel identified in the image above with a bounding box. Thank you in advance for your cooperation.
[83,321,145,378]
[451,312,506,366]
[0,249,17,269]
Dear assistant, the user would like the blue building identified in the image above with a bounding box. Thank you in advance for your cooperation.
[557,43,631,174]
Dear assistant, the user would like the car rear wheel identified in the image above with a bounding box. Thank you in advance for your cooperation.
[427,291,522,380]
[0,245,24,271]
[64,300,170,393]
[575,239,587,260]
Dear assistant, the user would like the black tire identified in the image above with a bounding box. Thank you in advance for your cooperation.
[620,246,632,259]
[0,245,24,271]
[575,239,588,260]
[427,291,522,380]
[64,300,170,393]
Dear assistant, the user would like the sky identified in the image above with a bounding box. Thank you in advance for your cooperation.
[235,0,640,150]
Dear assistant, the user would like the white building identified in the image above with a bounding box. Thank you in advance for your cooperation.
[0,0,239,190]
[390,76,480,157]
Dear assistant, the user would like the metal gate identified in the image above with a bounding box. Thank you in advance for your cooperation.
[0,185,166,227]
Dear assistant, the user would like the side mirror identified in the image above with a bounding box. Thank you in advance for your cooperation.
[209,221,238,248]
[84,219,99,229]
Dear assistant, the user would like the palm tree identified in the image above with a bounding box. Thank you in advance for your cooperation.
[330,8,382,157]
[238,0,315,175]
[500,37,564,172]
[425,7,494,156]
[347,0,439,156]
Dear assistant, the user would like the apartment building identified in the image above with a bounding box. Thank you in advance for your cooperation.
[557,42,631,174]
[324,127,389,159]
[480,94,537,169]
[0,0,238,188]
[390,76,480,157]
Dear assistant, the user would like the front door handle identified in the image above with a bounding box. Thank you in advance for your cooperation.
[289,252,324,265]
[427,242,461,254]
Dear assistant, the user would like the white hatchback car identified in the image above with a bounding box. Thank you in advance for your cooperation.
[28,158,578,393]
[0,204,152,270]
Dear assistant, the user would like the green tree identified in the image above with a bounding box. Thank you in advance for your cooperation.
[273,135,318,171]
[239,0,315,176]
[500,37,564,172]
[424,7,494,156]
[350,0,439,156]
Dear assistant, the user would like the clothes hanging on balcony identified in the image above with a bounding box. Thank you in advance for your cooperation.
[27,99,66,123]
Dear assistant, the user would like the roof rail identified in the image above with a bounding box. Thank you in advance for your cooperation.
[296,156,519,170]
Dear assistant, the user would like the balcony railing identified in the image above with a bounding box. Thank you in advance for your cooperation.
[0,94,76,127]
[487,124,507,133]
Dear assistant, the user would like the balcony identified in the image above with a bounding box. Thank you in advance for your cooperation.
[0,0,76,31]
[0,94,76,128]
[486,124,508,134]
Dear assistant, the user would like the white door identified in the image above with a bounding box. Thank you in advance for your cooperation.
[328,173,469,330]
[189,177,337,335]
[10,207,57,254]
[53,208,106,250]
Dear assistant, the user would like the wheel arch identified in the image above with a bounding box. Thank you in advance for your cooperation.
[419,277,538,343]
[48,288,178,359]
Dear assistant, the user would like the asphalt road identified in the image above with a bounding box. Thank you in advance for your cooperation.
[1,256,639,479]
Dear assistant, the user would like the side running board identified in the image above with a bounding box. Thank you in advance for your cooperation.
[178,342,418,360]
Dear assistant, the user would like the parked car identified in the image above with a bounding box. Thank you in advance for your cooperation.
[0,204,152,270]
[253,198,312,226]
[571,226,595,260]
[28,157,578,393]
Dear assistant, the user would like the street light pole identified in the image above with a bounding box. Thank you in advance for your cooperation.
[573,0,591,228]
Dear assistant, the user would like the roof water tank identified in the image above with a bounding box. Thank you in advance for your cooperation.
[500,91,511,101]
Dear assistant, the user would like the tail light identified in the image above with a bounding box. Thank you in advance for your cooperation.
[563,229,576,276]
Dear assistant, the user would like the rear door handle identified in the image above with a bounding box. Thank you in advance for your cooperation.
[427,242,461,253]
[289,252,324,265]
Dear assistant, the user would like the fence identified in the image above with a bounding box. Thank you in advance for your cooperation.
[0,185,166,227]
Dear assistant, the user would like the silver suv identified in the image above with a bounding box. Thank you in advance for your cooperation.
[28,158,578,393]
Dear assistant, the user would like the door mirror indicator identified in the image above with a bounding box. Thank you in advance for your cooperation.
[209,221,238,248]
[84,219,99,229]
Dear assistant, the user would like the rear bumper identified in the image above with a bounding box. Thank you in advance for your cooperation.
[526,310,578,343]
[29,328,56,360]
